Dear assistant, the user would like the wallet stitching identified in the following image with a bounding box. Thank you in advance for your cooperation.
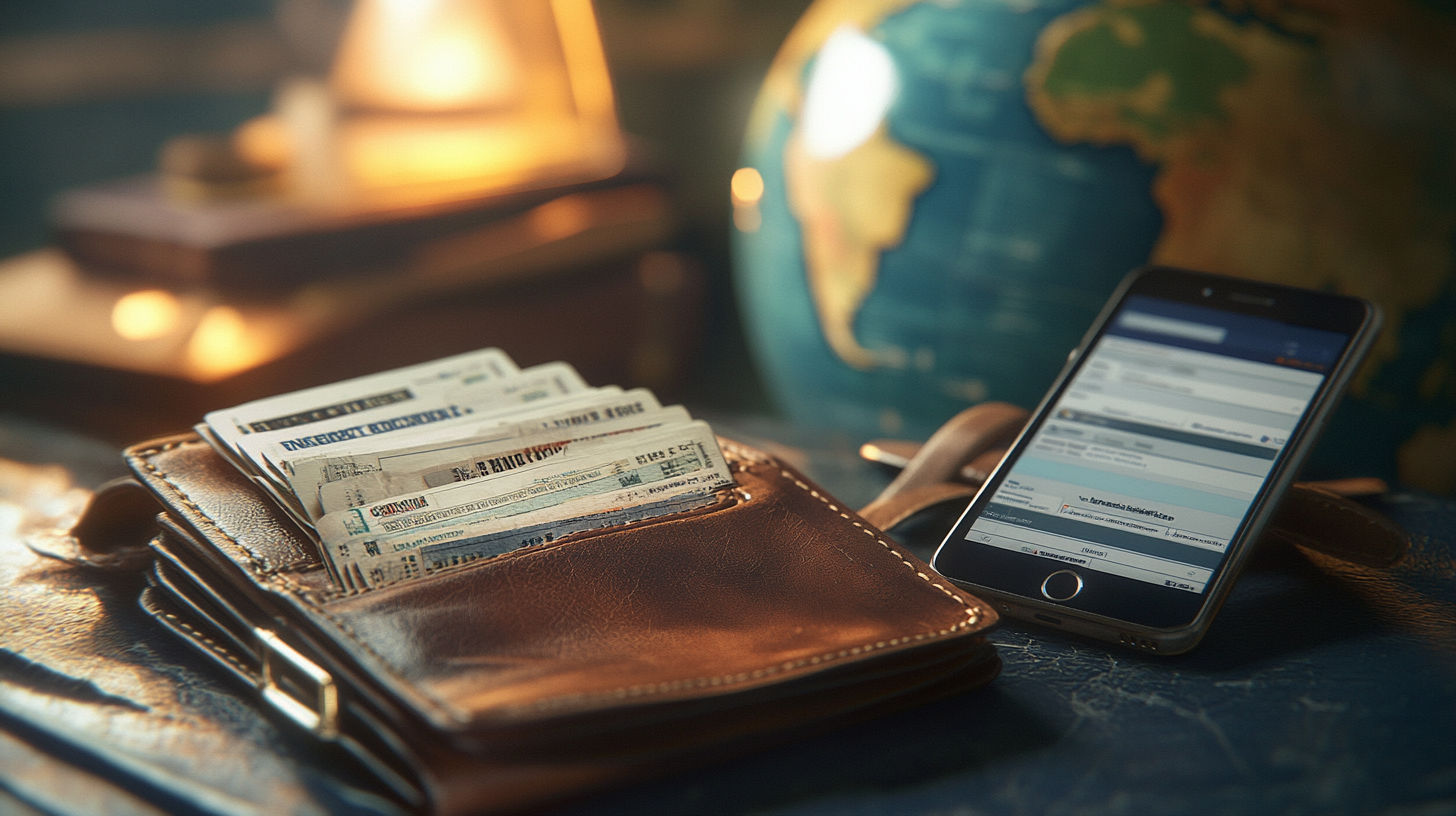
[316,460,986,719]
[157,609,255,678]
[132,439,282,574]
[131,443,385,693]
[781,467,983,634]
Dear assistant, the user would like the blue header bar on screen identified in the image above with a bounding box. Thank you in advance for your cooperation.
[1109,295,1349,372]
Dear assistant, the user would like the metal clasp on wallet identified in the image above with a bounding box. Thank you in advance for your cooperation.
[255,627,339,739]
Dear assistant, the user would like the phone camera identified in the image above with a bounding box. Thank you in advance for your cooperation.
[1201,287,1213,297]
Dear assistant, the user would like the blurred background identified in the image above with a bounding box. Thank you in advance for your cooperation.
[0,0,808,423]
[0,0,1453,493]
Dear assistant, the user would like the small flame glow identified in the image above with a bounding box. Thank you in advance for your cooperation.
[234,116,292,171]
[731,167,764,205]
[185,306,276,381]
[731,167,764,233]
[111,290,181,341]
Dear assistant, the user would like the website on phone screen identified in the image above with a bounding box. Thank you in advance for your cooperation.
[966,296,1349,593]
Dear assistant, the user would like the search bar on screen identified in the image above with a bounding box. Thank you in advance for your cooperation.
[1118,312,1227,344]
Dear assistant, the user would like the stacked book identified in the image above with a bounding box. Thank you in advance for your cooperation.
[198,347,731,591]
[0,154,698,444]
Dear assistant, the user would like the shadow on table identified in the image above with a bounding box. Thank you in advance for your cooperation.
[564,683,1056,815]
[983,546,1389,676]
[1176,543,1385,671]
[889,502,1395,673]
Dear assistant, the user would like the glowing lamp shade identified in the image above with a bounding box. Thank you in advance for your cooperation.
[333,0,523,113]
[277,0,625,203]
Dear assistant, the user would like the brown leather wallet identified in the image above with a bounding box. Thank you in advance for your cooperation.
[70,433,1000,815]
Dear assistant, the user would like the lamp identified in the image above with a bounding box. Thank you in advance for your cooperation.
[237,0,625,206]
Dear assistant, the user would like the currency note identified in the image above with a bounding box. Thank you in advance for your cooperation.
[328,480,724,590]
[282,385,660,481]
[297,403,689,521]
[204,347,518,450]
[192,348,738,593]
[236,361,592,487]
[279,388,665,520]
[314,421,730,557]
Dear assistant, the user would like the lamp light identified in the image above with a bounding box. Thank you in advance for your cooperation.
[239,0,625,206]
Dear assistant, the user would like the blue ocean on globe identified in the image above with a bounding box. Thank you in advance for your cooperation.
[740,0,1160,435]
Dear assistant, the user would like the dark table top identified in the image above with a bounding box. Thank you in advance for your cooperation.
[1,413,1453,815]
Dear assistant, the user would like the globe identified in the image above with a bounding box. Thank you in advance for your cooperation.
[734,0,1456,492]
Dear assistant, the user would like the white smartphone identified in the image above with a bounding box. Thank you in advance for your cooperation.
[931,266,1381,654]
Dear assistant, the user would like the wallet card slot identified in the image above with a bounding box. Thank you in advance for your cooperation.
[146,544,428,808]
[315,442,767,599]
[141,583,259,689]
[318,482,746,601]
[149,552,258,665]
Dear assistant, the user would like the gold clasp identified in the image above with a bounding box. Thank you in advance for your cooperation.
[255,627,338,739]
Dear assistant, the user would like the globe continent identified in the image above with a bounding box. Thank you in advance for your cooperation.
[735,0,1456,491]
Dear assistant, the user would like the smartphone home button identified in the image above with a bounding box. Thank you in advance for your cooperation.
[1040,570,1084,602]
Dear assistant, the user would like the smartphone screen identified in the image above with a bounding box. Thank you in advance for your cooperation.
[933,269,1374,636]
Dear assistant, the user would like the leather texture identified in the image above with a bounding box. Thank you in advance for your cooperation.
[0,455,404,816]
[859,403,1410,567]
[104,433,1001,815]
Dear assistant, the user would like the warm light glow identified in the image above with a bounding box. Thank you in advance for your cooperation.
[731,167,764,205]
[186,306,269,380]
[732,167,764,232]
[801,27,898,159]
[332,0,520,113]
[111,290,181,341]
[263,0,624,201]
[338,115,584,193]
[411,34,488,103]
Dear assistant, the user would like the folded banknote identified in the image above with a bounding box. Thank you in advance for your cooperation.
[199,350,731,590]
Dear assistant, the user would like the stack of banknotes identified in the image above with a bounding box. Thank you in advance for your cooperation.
[198,348,733,591]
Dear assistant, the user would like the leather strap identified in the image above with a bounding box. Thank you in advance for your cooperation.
[858,403,1027,530]
[861,482,979,532]
[1262,483,1410,567]
[28,476,158,571]
[858,403,1409,567]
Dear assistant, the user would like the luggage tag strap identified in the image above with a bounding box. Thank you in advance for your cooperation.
[28,475,160,571]
[859,402,1409,568]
